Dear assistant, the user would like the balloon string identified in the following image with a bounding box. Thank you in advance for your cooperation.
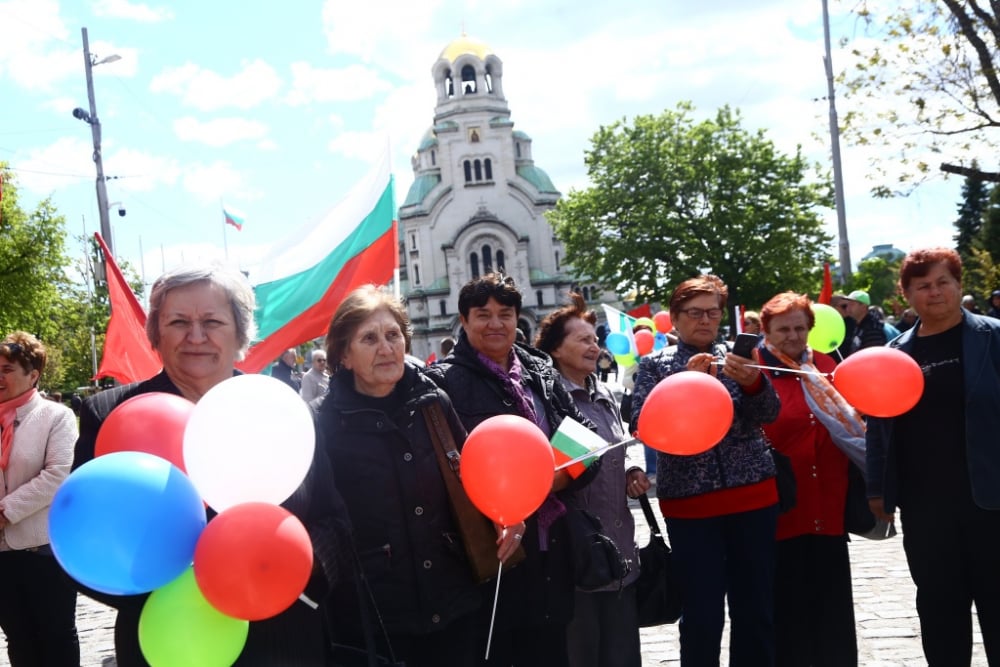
[298,593,318,610]
[485,555,503,660]
[554,437,639,472]
[710,360,831,377]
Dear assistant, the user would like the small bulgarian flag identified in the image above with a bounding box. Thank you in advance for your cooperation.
[550,417,607,478]
[223,206,245,231]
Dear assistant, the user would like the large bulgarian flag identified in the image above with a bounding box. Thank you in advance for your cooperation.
[237,152,397,373]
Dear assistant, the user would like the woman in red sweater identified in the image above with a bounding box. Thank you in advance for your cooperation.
[759,292,861,667]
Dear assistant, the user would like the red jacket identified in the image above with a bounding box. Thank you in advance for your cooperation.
[762,351,849,540]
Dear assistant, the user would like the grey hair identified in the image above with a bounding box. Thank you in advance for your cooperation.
[145,264,257,359]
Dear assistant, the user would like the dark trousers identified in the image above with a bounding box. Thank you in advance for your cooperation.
[479,616,569,667]
[566,585,641,667]
[666,504,779,667]
[901,502,1000,666]
[774,535,857,667]
[0,549,80,667]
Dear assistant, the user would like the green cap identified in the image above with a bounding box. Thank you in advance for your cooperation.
[846,290,870,306]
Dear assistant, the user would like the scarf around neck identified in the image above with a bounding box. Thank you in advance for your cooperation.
[763,341,867,471]
[476,348,539,425]
[0,388,37,470]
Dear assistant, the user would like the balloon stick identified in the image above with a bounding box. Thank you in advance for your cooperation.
[554,437,639,472]
[709,361,831,377]
[485,556,503,660]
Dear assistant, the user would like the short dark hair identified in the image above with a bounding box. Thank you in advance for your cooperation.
[899,247,962,291]
[534,292,597,354]
[324,285,412,373]
[457,272,522,318]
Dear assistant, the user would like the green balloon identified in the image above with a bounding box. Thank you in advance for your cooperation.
[139,568,249,667]
[808,303,846,354]
[614,352,638,368]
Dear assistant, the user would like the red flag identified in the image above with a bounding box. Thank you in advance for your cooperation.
[425,352,437,365]
[818,262,833,305]
[95,233,162,383]
[627,303,652,319]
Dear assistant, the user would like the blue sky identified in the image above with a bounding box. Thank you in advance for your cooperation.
[0,0,978,291]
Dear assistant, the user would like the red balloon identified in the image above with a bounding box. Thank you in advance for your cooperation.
[653,311,672,334]
[460,415,554,525]
[637,371,734,455]
[95,393,195,472]
[193,503,313,621]
[833,347,924,417]
[634,330,655,356]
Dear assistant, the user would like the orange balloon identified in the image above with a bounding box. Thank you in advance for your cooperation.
[634,329,655,356]
[653,311,673,334]
[833,347,924,417]
[637,371,734,455]
[95,393,195,472]
[193,503,313,621]
[460,415,554,525]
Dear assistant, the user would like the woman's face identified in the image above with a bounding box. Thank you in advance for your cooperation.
[156,282,241,389]
[460,296,518,366]
[550,317,600,383]
[0,355,38,403]
[673,293,722,350]
[764,309,811,360]
[341,308,406,397]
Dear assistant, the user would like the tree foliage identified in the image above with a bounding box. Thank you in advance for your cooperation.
[547,103,834,314]
[840,0,1000,196]
[953,167,989,265]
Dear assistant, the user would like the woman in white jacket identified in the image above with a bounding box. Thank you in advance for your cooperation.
[0,332,79,665]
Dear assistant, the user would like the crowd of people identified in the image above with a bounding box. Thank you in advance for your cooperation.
[1,246,998,666]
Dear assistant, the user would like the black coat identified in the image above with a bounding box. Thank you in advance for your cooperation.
[317,364,482,639]
[421,332,599,628]
[74,370,352,667]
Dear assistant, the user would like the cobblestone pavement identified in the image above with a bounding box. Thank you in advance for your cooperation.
[0,442,986,666]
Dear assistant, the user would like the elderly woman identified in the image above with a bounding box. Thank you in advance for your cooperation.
[316,285,499,667]
[758,292,859,666]
[0,333,79,666]
[73,264,350,667]
[423,272,598,667]
[868,248,1000,664]
[534,293,649,667]
[629,274,780,666]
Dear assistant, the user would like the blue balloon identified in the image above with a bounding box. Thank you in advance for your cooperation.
[606,332,631,356]
[50,452,206,595]
[653,332,668,351]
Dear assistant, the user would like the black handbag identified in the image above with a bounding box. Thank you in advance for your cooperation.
[566,504,630,591]
[635,494,682,627]
[843,461,875,535]
[770,446,797,513]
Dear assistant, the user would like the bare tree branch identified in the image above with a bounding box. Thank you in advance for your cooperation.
[940,162,1000,181]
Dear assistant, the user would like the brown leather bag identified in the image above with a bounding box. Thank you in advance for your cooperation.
[422,402,526,583]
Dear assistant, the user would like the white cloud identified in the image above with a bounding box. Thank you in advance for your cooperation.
[173,116,270,147]
[328,131,389,162]
[285,62,393,105]
[320,0,446,65]
[149,60,283,111]
[91,0,173,22]
[103,147,181,192]
[14,136,94,193]
[0,0,76,91]
[181,161,250,203]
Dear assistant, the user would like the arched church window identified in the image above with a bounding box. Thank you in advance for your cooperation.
[463,161,472,183]
[439,300,447,316]
[583,286,590,300]
[461,65,477,94]
[515,143,521,158]
[484,158,492,180]
[555,250,561,272]
[445,71,454,99]
[536,290,543,307]
[496,250,505,272]
[474,160,482,181]
[482,245,493,273]
[413,264,421,286]
[485,68,494,94]
[470,252,480,278]
[431,150,436,166]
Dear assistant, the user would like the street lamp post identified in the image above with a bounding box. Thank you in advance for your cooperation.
[76,27,120,258]
[822,0,852,283]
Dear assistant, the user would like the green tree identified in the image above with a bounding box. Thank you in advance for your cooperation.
[953,168,989,265]
[547,103,833,314]
[850,256,904,314]
[840,0,1000,195]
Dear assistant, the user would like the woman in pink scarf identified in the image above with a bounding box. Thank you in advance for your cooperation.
[0,332,79,665]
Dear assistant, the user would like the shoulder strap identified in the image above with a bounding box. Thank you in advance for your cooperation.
[638,493,663,538]
[423,401,462,476]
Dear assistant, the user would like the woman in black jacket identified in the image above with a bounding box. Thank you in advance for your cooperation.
[422,273,598,667]
[318,285,521,667]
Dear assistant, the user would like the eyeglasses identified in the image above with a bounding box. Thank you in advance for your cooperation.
[679,307,723,320]
[315,358,327,364]
[0,342,22,357]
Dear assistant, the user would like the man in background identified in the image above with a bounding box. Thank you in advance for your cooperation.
[299,349,329,402]
[271,348,301,392]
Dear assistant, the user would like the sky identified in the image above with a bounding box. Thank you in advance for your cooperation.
[0,0,982,293]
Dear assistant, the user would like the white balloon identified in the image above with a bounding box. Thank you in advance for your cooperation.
[183,374,315,511]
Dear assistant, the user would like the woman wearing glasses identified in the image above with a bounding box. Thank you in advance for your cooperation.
[629,275,781,666]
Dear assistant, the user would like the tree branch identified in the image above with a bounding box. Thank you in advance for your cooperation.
[941,0,1000,109]
[940,162,1000,181]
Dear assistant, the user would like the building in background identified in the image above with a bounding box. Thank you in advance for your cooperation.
[398,35,617,359]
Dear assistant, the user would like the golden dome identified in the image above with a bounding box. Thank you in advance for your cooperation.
[439,35,493,63]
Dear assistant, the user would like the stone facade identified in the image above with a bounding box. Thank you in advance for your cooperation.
[398,36,614,360]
